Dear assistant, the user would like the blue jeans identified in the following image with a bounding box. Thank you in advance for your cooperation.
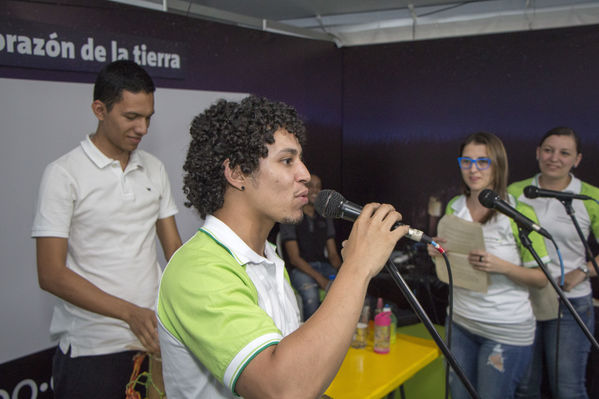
[447,322,533,399]
[290,261,337,321]
[515,294,594,399]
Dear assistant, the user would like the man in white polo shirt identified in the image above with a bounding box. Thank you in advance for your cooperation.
[157,95,409,398]
[32,60,182,398]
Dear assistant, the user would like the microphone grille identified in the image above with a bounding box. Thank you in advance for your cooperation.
[478,189,499,209]
[314,189,345,218]
[523,185,538,199]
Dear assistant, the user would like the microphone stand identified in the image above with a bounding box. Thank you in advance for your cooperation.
[385,259,480,399]
[558,198,599,276]
[517,227,599,350]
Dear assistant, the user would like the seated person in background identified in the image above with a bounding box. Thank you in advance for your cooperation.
[280,174,342,320]
[156,95,409,399]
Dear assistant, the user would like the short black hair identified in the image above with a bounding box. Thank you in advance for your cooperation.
[183,95,306,218]
[93,60,155,112]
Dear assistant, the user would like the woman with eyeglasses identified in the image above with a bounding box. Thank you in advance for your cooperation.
[428,132,549,399]
[510,127,599,399]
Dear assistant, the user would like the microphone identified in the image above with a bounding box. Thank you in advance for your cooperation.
[524,185,592,201]
[478,189,552,239]
[314,189,434,244]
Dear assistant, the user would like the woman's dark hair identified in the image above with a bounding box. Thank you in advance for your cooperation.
[539,126,581,154]
[93,60,155,112]
[183,95,306,218]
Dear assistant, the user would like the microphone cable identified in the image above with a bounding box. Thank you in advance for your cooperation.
[426,245,453,399]
[553,239,565,286]
[549,238,565,396]
[440,250,453,399]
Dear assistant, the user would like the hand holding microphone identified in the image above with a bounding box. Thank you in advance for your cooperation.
[315,189,436,244]
[341,203,410,278]
[314,190,412,277]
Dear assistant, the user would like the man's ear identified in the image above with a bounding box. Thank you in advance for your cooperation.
[91,100,107,121]
[223,159,246,191]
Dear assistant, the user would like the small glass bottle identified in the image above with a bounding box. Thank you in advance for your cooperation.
[351,303,369,349]
[373,311,391,354]
[383,304,397,344]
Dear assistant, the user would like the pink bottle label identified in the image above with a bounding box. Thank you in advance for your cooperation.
[373,311,391,354]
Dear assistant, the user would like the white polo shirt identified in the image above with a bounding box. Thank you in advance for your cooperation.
[445,195,549,345]
[157,215,301,399]
[510,174,599,299]
[32,135,178,357]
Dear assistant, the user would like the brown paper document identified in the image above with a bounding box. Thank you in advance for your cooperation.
[434,214,489,293]
[529,283,559,321]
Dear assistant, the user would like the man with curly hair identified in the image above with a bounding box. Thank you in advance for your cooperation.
[156,95,410,399]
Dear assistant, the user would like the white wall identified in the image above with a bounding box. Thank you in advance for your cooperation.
[0,77,246,363]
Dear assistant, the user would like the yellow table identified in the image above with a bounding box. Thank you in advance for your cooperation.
[324,333,441,399]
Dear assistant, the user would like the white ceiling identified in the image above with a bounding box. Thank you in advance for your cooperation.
[113,0,599,46]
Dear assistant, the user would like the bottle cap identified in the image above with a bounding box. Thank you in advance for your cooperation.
[374,311,391,326]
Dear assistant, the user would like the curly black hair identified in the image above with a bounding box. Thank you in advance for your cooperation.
[183,95,307,218]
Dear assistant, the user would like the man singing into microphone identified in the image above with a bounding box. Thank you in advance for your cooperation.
[156,96,409,398]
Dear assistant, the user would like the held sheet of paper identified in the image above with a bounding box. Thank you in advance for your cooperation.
[434,214,489,293]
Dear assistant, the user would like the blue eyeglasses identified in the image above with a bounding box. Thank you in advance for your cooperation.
[457,157,492,170]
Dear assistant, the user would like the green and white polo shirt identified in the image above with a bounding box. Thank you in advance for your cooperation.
[509,174,599,298]
[157,215,301,398]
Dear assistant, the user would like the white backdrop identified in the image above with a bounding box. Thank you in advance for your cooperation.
[0,77,247,363]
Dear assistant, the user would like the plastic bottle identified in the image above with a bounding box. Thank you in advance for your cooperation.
[383,304,397,344]
[373,310,391,354]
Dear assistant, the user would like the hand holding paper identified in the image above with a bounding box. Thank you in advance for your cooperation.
[433,214,489,293]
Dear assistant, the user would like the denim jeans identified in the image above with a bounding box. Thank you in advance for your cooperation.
[515,294,594,399]
[290,261,337,321]
[53,346,145,398]
[448,321,534,399]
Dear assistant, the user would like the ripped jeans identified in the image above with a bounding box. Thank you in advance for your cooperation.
[290,261,337,321]
[448,321,533,399]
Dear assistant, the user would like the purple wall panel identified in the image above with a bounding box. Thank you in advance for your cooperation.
[342,25,599,235]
